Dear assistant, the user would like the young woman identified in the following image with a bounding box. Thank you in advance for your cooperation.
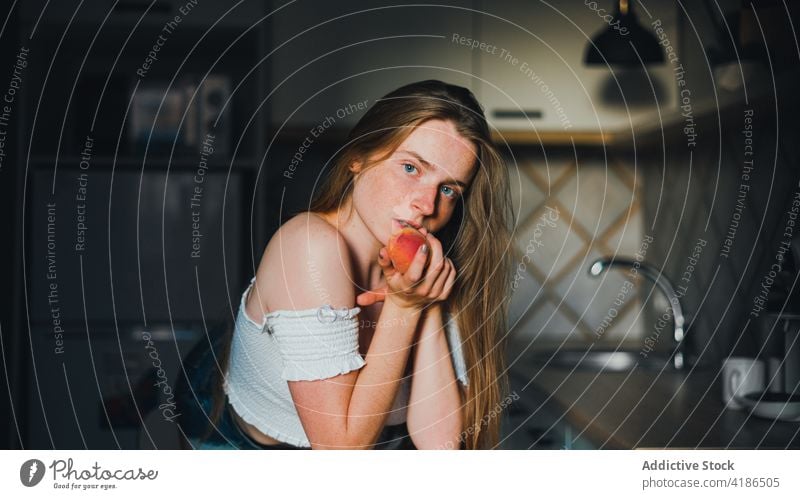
[190,80,513,450]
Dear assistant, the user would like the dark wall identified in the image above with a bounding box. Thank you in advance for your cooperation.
[0,6,24,450]
[640,85,800,366]
[2,0,268,449]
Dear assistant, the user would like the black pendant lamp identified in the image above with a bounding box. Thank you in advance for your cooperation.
[584,0,664,66]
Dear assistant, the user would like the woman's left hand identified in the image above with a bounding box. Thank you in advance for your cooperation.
[357,227,455,307]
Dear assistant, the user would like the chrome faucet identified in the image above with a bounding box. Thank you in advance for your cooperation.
[588,257,686,369]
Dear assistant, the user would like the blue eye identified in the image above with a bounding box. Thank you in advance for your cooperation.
[403,163,418,174]
[441,185,457,198]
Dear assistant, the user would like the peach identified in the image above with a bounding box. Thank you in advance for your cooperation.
[387,227,427,273]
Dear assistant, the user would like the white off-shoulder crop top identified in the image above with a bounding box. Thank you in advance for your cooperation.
[223,277,469,448]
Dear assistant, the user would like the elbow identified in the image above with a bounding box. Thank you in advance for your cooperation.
[409,430,463,450]
[408,418,464,450]
[407,398,465,449]
[308,433,377,450]
[305,418,384,450]
[310,441,374,450]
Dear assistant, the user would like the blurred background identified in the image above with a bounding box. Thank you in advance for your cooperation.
[1,0,799,450]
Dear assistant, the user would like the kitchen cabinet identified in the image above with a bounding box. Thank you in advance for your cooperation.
[268,0,475,130]
[20,0,264,28]
[501,369,597,450]
[268,1,681,137]
[13,1,261,449]
[473,0,680,133]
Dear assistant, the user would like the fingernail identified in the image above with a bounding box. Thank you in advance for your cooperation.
[421,244,428,254]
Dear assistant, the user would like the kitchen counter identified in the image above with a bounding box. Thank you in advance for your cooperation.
[508,346,800,449]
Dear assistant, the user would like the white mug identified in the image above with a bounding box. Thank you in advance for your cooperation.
[722,357,766,410]
[766,357,785,393]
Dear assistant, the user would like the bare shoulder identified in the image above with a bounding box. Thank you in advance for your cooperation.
[246,212,355,319]
[276,212,344,251]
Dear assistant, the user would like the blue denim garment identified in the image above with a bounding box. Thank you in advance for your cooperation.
[176,326,415,450]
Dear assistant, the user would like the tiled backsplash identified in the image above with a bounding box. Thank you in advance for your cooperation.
[506,149,649,349]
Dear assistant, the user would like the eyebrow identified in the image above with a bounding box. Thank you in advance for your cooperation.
[396,149,469,189]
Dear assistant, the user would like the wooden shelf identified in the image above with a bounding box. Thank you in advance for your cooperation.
[276,125,617,147]
[490,129,616,147]
[490,68,800,148]
[29,156,257,170]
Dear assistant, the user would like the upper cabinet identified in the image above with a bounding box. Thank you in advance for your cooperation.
[267,0,680,136]
[474,0,679,134]
[20,0,264,28]
[268,0,475,130]
[34,1,685,139]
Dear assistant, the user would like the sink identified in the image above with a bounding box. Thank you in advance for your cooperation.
[529,349,679,372]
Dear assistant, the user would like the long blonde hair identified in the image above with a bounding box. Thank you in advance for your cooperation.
[309,80,514,449]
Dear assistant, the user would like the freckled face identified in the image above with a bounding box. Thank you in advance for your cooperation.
[350,119,478,245]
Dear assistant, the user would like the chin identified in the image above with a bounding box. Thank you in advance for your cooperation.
[367,220,393,248]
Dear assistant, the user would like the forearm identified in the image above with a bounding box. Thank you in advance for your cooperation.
[344,301,421,448]
[406,305,464,449]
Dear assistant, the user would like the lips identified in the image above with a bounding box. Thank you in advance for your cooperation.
[394,218,423,231]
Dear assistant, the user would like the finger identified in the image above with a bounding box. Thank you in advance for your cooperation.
[413,235,445,295]
[356,293,374,307]
[378,247,390,266]
[439,263,457,300]
[356,287,387,306]
[386,271,413,296]
[428,259,453,297]
[417,255,448,297]
[424,232,445,273]
[378,247,396,277]
[403,242,430,284]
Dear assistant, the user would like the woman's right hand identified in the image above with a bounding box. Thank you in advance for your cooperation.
[356,230,456,311]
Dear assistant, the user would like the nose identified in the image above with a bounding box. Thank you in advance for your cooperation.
[411,184,437,216]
